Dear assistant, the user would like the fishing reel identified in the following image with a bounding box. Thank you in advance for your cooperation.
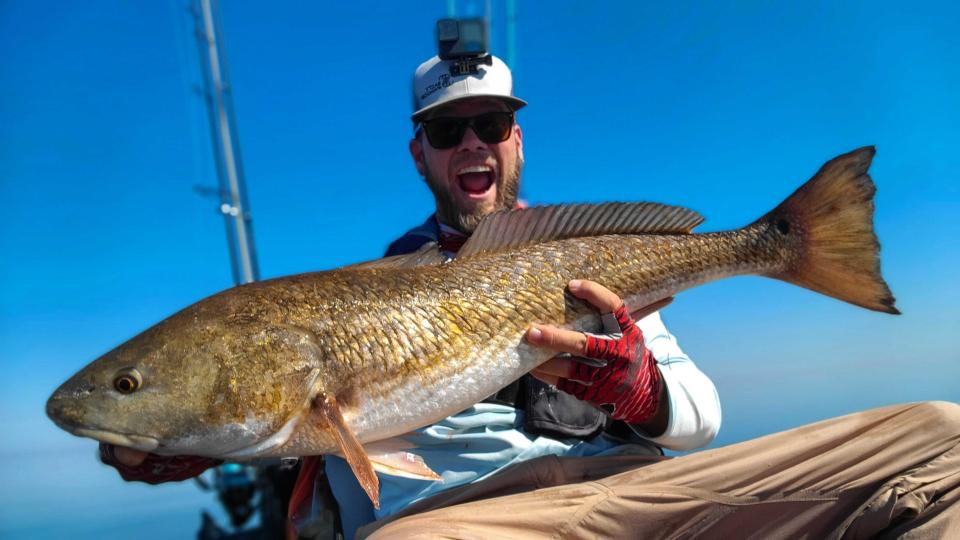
[437,18,492,76]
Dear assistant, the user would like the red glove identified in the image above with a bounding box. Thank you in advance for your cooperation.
[556,304,662,425]
[100,443,221,484]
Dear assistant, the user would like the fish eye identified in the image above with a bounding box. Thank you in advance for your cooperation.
[113,368,143,394]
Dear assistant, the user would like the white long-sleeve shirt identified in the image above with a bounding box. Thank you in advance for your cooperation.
[637,311,721,450]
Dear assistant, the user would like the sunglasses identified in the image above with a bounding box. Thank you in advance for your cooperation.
[419,111,515,149]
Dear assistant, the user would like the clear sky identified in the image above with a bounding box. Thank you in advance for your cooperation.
[1,1,958,537]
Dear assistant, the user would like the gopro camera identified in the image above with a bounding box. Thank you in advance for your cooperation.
[436,18,493,76]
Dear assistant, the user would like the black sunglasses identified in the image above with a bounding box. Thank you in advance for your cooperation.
[419,111,515,149]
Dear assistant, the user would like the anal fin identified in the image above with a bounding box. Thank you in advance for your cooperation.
[317,394,381,509]
[628,296,674,321]
[364,438,441,481]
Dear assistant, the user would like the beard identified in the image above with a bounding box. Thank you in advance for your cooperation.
[424,156,522,234]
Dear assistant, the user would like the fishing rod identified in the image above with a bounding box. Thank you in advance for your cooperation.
[188,0,293,537]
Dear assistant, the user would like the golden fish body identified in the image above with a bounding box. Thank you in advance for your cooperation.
[47,148,896,505]
[262,226,782,455]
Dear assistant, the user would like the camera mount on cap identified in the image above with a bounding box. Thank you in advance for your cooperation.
[436,18,493,76]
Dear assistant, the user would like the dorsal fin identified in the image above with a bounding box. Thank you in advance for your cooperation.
[457,202,704,258]
[341,242,448,271]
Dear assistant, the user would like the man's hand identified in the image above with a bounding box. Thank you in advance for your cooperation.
[100,443,221,484]
[525,279,670,435]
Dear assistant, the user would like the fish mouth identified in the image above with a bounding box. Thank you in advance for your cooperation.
[72,427,160,452]
[47,391,160,452]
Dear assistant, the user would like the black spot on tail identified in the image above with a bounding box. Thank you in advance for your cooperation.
[775,218,790,235]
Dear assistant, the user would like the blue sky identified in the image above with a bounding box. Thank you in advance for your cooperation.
[1,1,958,537]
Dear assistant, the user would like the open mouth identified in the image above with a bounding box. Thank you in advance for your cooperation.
[73,427,160,452]
[456,165,496,198]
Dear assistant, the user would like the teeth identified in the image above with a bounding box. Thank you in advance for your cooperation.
[458,165,492,175]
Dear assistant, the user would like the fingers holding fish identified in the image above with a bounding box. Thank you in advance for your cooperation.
[566,279,623,314]
[525,278,624,352]
[527,279,624,383]
[528,280,665,388]
[568,279,674,324]
[525,323,590,356]
[530,357,578,386]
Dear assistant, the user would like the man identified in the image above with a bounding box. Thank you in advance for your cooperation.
[104,52,960,539]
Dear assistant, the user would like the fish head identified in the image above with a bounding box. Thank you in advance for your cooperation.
[46,293,324,457]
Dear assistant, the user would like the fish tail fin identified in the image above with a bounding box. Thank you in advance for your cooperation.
[761,146,899,314]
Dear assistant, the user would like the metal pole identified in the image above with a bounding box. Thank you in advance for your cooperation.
[196,0,259,285]
[192,1,239,285]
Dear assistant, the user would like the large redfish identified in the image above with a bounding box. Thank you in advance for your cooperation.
[47,147,897,508]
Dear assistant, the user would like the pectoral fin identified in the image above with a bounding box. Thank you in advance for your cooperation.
[317,394,381,509]
[363,438,441,481]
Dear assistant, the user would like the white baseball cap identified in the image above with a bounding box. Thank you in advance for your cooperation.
[411,54,527,122]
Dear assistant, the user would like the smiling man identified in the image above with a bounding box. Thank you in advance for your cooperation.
[387,55,527,254]
[413,98,522,234]
[411,55,525,234]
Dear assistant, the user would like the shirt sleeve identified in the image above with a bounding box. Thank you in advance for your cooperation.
[634,312,721,451]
